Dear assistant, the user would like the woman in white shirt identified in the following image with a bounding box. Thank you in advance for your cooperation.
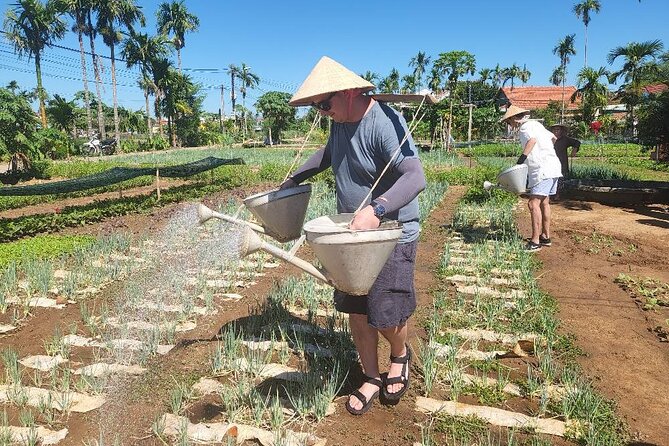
[500,105,562,252]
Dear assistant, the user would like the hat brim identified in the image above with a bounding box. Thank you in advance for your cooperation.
[288,87,374,107]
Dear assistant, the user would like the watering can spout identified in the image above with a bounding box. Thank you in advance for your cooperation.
[483,180,494,191]
[197,203,266,234]
[239,227,330,285]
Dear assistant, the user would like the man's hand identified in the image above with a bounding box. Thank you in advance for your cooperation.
[349,205,381,230]
[278,178,298,190]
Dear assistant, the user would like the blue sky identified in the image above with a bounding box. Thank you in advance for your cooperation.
[1,0,668,115]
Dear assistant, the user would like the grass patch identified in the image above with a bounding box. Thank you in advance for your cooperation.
[0,234,96,268]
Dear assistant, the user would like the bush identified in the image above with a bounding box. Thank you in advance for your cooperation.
[34,128,75,159]
[30,158,52,179]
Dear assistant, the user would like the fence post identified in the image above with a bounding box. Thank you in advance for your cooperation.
[156,168,161,201]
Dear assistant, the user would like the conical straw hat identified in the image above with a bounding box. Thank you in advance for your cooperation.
[289,56,375,106]
[499,104,529,123]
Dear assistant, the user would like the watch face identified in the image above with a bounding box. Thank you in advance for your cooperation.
[373,203,386,218]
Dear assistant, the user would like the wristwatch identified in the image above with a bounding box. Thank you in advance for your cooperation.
[371,201,386,219]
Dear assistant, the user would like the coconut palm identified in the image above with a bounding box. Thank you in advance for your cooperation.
[501,63,521,88]
[96,0,145,142]
[379,68,400,94]
[3,0,66,127]
[122,30,171,136]
[360,70,379,88]
[571,66,609,124]
[573,0,601,68]
[83,1,105,137]
[46,93,76,134]
[553,33,576,121]
[227,64,241,122]
[409,51,431,93]
[57,0,93,136]
[238,63,259,136]
[156,0,199,72]
[519,64,532,85]
[607,39,664,128]
[478,68,493,84]
[401,74,416,94]
[427,66,442,93]
[434,50,476,150]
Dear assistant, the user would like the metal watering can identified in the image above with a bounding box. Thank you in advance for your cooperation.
[483,164,528,195]
[198,188,403,295]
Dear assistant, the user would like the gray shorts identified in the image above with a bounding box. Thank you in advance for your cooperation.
[529,178,559,196]
[334,240,417,329]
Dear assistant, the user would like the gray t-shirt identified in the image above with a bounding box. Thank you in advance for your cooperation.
[324,102,420,242]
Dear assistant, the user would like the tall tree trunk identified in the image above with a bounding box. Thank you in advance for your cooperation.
[87,12,105,138]
[584,25,588,68]
[447,100,454,151]
[144,88,151,137]
[110,44,120,142]
[561,66,566,122]
[34,51,47,128]
[230,74,236,125]
[177,48,182,73]
[155,94,163,137]
[77,29,93,137]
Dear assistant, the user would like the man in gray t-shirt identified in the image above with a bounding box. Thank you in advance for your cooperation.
[281,56,426,416]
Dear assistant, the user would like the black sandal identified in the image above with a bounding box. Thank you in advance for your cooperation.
[345,375,382,416]
[382,344,411,402]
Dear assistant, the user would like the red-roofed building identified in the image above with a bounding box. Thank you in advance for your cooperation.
[643,83,668,95]
[497,86,581,111]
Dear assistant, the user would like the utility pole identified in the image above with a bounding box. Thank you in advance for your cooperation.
[219,85,225,131]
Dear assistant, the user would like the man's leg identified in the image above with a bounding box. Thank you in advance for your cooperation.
[379,323,409,394]
[528,196,542,244]
[540,195,551,239]
[347,313,380,411]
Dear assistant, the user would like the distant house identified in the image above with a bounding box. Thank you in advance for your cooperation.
[642,83,668,96]
[497,86,581,112]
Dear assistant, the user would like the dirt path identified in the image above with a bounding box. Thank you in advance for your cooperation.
[517,199,669,445]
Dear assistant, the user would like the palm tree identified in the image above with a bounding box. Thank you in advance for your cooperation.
[46,93,76,134]
[608,39,664,128]
[501,63,521,88]
[409,51,431,93]
[83,1,105,137]
[6,80,20,94]
[379,68,400,94]
[360,70,379,88]
[57,0,93,136]
[238,63,259,136]
[573,0,601,68]
[122,30,171,136]
[96,0,145,142]
[227,63,241,122]
[549,66,565,87]
[156,0,199,72]
[148,57,172,139]
[519,64,532,85]
[571,66,609,124]
[401,74,416,94]
[3,0,66,127]
[553,33,576,121]
[434,50,476,150]
[427,66,442,93]
[478,68,493,84]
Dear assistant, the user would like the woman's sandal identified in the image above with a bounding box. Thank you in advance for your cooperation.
[345,375,383,415]
[382,344,411,402]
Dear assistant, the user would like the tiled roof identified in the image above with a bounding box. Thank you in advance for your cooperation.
[499,86,580,110]
[643,83,668,95]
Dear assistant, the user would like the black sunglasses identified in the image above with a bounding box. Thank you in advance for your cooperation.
[312,92,336,111]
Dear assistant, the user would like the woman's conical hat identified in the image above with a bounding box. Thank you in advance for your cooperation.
[289,56,375,106]
[499,104,530,123]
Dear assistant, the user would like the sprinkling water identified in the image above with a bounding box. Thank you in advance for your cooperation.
[92,202,248,442]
